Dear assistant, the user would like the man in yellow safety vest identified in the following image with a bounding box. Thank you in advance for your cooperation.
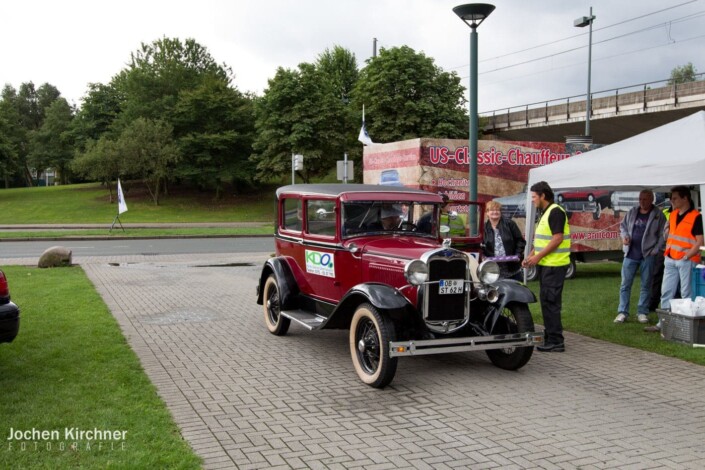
[522,181,571,352]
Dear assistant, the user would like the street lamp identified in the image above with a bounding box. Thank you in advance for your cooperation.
[453,3,495,236]
[574,7,596,139]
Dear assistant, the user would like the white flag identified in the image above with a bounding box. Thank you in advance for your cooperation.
[358,105,374,146]
[117,178,128,214]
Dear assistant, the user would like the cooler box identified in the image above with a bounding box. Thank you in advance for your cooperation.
[693,264,705,300]
[656,309,705,346]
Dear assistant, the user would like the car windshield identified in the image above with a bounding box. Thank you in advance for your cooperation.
[342,201,438,238]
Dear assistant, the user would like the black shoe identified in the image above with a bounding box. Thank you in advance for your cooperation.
[536,342,565,352]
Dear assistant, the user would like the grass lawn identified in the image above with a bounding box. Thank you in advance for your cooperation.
[0,182,276,224]
[0,266,201,469]
[526,262,705,366]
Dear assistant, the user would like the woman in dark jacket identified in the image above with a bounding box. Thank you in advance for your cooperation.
[483,201,526,281]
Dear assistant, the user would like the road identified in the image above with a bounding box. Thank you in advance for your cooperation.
[0,237,274,259]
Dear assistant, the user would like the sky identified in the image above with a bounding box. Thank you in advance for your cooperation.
[2,0,704,114]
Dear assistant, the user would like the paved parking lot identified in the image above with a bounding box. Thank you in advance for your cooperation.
[10,252,705,469]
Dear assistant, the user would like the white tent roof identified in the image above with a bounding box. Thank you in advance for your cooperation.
[527,110,705,192]
[523,110,705,264]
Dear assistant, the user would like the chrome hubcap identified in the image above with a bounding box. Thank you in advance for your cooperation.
[358,339,366,353]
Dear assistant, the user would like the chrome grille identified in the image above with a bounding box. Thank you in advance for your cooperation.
[423,250,468,323]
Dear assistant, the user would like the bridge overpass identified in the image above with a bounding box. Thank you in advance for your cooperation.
[480,75,705,144]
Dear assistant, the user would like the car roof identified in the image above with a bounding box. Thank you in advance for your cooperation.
[276,184,443,202]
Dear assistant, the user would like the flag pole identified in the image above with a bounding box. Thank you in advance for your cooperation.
[110,178,127,232]
[358,104,374,146]
[110,211,124,232]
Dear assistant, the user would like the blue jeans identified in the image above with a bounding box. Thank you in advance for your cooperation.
[618,256,655,316]
[660,256,694,310]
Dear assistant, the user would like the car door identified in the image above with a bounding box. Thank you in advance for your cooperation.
[300,197,342,303]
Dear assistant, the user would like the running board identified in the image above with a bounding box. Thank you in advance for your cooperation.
[389,332,543,357]
[280,309,327,330]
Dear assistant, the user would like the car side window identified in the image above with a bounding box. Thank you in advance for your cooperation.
[306,200,336,237]
[282,198,302,232]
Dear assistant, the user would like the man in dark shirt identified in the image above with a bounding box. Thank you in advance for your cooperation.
[522,181,571,352]
[614,190,666,324]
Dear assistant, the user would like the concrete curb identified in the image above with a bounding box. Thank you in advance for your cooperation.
[0,223,274,242]
[0,234,274,242]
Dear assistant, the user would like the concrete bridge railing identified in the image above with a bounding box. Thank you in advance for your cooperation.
[482,74,705,131]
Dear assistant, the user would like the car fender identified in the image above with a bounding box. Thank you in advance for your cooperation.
[485,279,536,332]
[256,257,300,310]
[323,283,411,329]
[494,279,536,310]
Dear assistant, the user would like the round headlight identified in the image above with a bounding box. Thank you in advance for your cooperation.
[478,260,500,284]
[404,259,428,286]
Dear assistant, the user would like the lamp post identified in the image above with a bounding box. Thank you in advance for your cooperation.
[574,7,596,139]
[453,3,495,236]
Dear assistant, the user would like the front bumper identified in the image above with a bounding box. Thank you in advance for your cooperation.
[389,331,543,357]
[0,301,20,344]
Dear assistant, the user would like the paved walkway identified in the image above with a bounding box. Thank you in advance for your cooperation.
[4,253,705,469]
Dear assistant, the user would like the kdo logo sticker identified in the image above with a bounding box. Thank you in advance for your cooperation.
[305,250,335,278]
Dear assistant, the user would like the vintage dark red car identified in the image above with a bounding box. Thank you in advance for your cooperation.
[256,184,542,388]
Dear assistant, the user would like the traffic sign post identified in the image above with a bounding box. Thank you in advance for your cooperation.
[292,154,303,184]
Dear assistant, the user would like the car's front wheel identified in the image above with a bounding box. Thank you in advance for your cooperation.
[349,304,397,388]
[263,275,290,336]
[486,302,534,370]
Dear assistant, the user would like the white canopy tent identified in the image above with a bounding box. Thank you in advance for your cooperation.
[524,110,705,254]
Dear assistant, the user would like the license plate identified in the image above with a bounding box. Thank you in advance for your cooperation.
[438,279,464,295]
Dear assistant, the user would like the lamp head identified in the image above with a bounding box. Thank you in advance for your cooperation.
[574,14,595,28]
[453,3,495,28]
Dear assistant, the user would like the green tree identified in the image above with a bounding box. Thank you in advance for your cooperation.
[71,136,122,201]
[251,61,350,182]
[113,37,232,126]
[173,78,255,198]
[2,85,31,185]
[0,90,24,188]
[117,118,179,205]
[352,46,467,143]
[28,98,75,184]
[317,46,359,105]
[0,113,18,188]
[316,46,363,179]
[668,62,698,85]
[1,82,63,186]
[70,82,123,152]
[16,82,61,131]
[105,37,255,196]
